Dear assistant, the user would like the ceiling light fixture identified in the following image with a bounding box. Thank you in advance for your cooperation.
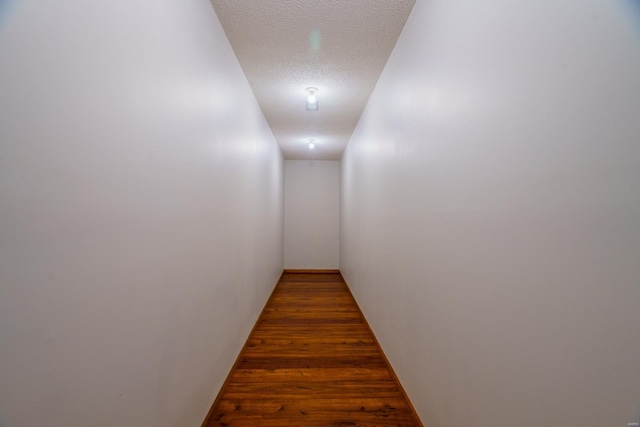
[306,87,318,103]
[306,87,319,111]
[309,139,316,149]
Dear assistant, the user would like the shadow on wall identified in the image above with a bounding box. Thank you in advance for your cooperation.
[621,0,640,38]
[0,0,17,31]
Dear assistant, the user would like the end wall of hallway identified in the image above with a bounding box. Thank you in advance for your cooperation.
[285,160,340,270]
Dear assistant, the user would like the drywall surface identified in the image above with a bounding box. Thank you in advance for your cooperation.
[0,1,283,426]
[340,0,640,426]
[284,160,340,269]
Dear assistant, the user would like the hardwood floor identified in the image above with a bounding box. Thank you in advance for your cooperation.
[203,271,422,427]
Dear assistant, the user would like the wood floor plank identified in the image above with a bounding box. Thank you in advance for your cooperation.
[202,271,422,427]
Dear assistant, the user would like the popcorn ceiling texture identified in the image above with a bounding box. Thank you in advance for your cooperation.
[210,0,415,160]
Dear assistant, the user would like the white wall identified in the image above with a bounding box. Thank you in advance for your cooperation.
[0,1,283,426]
[341,1,640,426]
[285,160,340,269]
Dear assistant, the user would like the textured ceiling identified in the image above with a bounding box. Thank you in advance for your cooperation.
[210,0,415,160]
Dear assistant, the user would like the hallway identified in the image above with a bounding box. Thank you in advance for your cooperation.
[204,271,421,426]
[1,0,639,426]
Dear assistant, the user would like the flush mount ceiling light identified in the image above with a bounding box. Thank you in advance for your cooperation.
[306,87,317,103]
[305,87,319,111]
[309,139,316,149]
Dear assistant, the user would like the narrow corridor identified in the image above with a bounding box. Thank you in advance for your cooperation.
[203,271,422,426]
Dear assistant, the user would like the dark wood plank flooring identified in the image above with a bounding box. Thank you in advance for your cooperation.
[203,271,422,427]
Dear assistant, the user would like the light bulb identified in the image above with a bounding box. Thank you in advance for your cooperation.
[305,87,318,102]
[305,87,319,111]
